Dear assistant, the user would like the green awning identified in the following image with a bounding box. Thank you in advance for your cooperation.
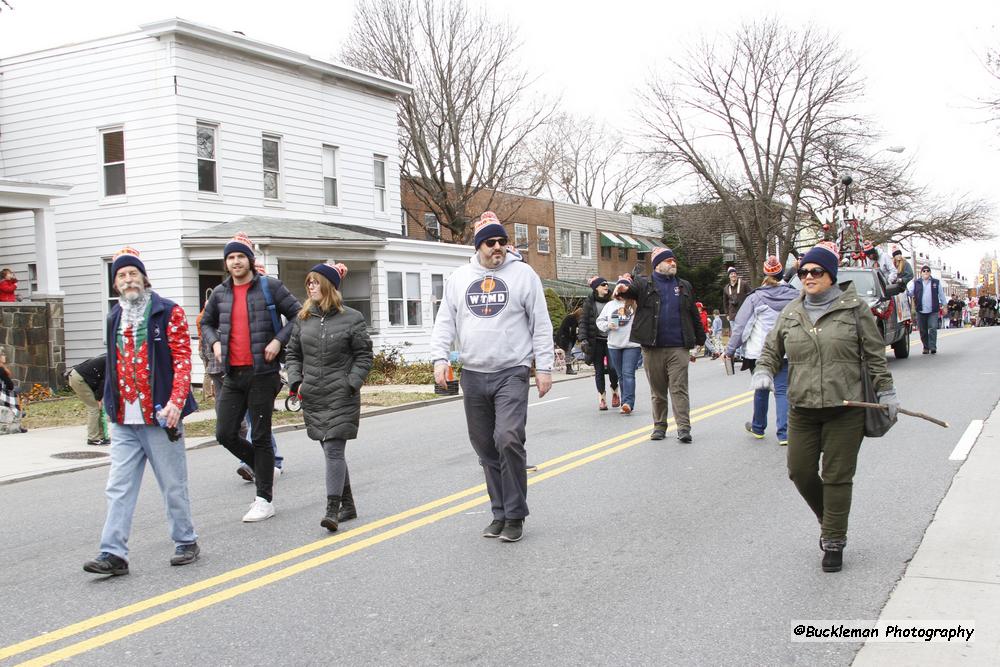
[633,237,654,252]
[600,231,626,248]
[618,233,642,249]
[542,278,593,298]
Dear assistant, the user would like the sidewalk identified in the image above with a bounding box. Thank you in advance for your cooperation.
[0,371,591,485]
[853,400,1000,665]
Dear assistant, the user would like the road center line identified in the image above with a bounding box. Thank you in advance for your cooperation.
[949,420,984,461]
[3,390,754,664]
[529,397,568,407]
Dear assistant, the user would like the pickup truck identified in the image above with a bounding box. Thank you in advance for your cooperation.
[791,266,913,358]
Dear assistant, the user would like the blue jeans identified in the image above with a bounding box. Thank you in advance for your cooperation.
[607,347,642,410]
[752,360,788,440]
[99,423,197,560]
[917,311,939,351]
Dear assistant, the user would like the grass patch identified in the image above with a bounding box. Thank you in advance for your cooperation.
[22,397,91,430]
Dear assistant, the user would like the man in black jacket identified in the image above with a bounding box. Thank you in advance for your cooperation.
[201,232,301,523]
[578,277,620,409]
[67,354,109,445]
[621,247,705,442]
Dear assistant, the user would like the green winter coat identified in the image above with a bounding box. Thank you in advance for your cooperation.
[757,282,894,408]
[285,305,373,441]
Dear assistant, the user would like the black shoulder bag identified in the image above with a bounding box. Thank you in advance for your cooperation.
[852,308,896,437]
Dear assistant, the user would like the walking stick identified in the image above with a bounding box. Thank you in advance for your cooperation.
[842,400,949,428]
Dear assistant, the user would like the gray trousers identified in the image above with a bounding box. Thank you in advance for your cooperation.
[460,366,530,520]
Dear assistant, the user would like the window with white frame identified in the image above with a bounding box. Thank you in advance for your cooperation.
[373,155,387,213]
[537,227,550,254]
[322,145,339,206]
[514,223,529,250]
[196,123,218,193]
[580,231,592,259]
[432,273,444,320]
[26,264,38,293]
[387,271,423,326]
[102,259,117,336]
[560,229,572,256]
[721,233,737,253]
[262,135,281,200]
[101,128,126,197]
[424,213,440,241]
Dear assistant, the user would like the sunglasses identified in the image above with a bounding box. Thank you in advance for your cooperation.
[482,238,506,248]
[921,269,931,273]
[797,268,828,279]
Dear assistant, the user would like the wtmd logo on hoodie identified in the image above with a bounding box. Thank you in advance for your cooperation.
[465,276,509,318]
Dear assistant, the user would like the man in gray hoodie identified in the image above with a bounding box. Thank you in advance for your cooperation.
[431,211,554,543]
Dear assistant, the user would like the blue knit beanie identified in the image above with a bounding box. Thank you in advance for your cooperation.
[651,247,676,269]
[588,276,608,290]
[800,241,840,281]
[111,246,146,277]
[223,232,255,263]
[472,211,508,249]
[310,262,347,290]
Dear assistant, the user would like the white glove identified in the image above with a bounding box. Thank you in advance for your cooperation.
[751,371,774,392]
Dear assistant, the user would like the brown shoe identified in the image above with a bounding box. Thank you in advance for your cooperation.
[611,393,621,408]
[598,396,608,411]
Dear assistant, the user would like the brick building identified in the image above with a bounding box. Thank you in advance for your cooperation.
[400,181,556,280]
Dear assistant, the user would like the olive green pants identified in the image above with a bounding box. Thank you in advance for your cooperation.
[787,405,865,541]
[641,346,691,431]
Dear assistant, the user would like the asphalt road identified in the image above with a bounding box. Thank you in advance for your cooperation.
[1,326,997,666]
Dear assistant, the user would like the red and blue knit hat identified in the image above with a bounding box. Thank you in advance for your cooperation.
[763,255,783,276]
[651,247,676,269]
[472,211,508,249]
[224,232,255,262]
[311,262,348,290]
[111,246,146,278]
[800,241,840,280]
[588,275,608,290]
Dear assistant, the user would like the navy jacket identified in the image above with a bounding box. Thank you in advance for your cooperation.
[200,273,301,375]
[103,293,198,423]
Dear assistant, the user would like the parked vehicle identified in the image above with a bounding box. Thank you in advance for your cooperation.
[791,266,912,359]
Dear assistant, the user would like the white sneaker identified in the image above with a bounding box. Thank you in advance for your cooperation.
[273,467,282,480]
[242,496,275,522]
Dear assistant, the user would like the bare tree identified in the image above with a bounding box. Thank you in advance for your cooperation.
[799,133,992,251]
[341,0,554,242]
[639,20,876,283]
[641,20,992,283]
[527,113,663,211]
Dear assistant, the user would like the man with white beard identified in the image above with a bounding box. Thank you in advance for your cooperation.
[83,247,200,576]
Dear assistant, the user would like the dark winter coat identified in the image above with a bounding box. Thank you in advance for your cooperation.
[73,354,107,400]
[621,274,705,350]
[285,305,374,442]
[578,293,612,349]
[555,313,579,349]
[723,278,751,321]
[200,273,301,375]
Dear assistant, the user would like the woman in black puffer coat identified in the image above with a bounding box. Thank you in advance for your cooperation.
[285,262,373,532]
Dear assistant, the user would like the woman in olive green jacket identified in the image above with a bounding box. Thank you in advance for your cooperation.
[285,263,373,533]
[755,242,899,573]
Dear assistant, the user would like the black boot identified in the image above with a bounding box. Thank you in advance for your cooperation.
[321,495,340,532]
[338,482,357,523]
[821,538,845,573]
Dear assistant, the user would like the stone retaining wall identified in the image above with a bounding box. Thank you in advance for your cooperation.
[0,299,66,391]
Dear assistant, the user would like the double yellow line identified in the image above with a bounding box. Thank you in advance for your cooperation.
[4,390,753,666]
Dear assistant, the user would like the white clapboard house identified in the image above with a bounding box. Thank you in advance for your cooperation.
[0,18,472,371]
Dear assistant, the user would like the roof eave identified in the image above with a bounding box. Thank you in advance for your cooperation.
[140,18,413,97]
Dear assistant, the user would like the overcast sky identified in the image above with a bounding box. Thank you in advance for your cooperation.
[2,0,999,279]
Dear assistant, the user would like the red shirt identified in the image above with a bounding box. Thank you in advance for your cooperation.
[229,282,254,366]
